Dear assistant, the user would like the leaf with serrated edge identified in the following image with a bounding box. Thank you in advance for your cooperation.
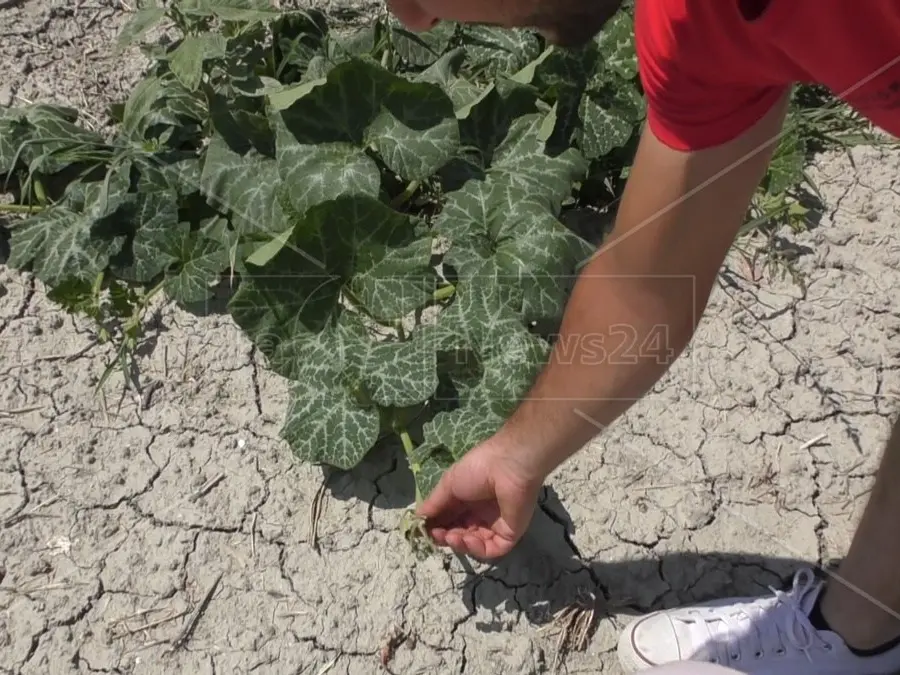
[274,113,380,216]
[241,306,424,470]
[578,93,636,159]
[414,48,485,115]
[200,135,286,236]
[228,249,338,380]
[489,112,588,211]
[7,175,129,286]
[7,208,123,286]
[165,235,230,304]
[229,197,441,470]
[460,26,541,78]
[0,115,28,174]
[3,105,109,175]
[126,189,228,303]
[359,336,439,408]
[594,10,637,80]
[430,264,524,352]
[425,405,503,459]
[276,58,459,182]
[421,280,548,469]
[130,190,182,282]
[410,446,454,500]
[437,179,578,320]
[282,377,380,470]
[474,321,549,418]
[229,196,437,381]
[347,236,435,322]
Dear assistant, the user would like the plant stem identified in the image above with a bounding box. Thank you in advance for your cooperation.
[396,425,422,505]
[143,279,167,306]
[433,284,455,302]
[399,429,415,455]
[0,203,44,214]
[389,180,420,209]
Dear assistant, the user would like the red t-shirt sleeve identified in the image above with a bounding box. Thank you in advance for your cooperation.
[634,0,789,151]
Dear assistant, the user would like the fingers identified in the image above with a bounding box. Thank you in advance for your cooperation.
[415,470,455,521]
[438,527,515,560]
[446,530,486,558]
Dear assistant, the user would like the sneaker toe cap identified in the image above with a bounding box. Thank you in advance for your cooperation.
[618,612,686,669]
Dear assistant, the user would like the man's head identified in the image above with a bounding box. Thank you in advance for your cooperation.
[387,0,626,49]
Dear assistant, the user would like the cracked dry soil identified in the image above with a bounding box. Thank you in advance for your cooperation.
[3,2,900,674]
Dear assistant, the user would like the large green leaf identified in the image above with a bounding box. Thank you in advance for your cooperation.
[326,23,381,63]
[346,236,436,322]
[0,105,109,176]
[593,10,638,80]
[230,192,441,470]
[0,112,28,175]
[439,79,541,189]
[118,75,206,144]
[274,116,381,217]
[527,45,592,97]
[282,374,381,470]
[7,174,131,286]
[163,235,230,304]
[414,48,484,114]
[199,134,286,236]
[128,191,229,303]
[409,446,454,500]
[432,267,550,411]
[488,112,588,212]
[422,405,504,461]
[275,316,422,470]
[578,88,641,159]
[274,57,460,183]
[459,26,542,79]
[228,195,438,379]
[132,152,202,198]
[354,334,440,408]
[437,179,577,321]
[128,190,182,282]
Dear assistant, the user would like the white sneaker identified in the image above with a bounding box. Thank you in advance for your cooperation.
[617,567,900,674]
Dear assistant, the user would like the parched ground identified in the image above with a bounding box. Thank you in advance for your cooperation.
[3,2,900,674]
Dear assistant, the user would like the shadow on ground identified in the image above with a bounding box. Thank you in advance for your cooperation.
[324,447,829,634]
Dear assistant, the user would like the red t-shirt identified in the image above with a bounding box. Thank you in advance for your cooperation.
[635,0,900,151]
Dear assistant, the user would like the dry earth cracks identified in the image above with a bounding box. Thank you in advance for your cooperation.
[3,1,900,673]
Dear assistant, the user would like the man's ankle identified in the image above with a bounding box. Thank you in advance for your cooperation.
[815,583,900,655]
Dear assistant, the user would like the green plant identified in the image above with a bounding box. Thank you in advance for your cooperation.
[0,0,640,504]
[0,0,856,526]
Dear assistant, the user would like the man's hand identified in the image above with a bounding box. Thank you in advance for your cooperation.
[416,434,543,559]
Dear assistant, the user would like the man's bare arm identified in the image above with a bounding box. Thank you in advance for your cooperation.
[499,92,791,479]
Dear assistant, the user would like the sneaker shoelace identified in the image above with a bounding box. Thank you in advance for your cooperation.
[679,568,832,666]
